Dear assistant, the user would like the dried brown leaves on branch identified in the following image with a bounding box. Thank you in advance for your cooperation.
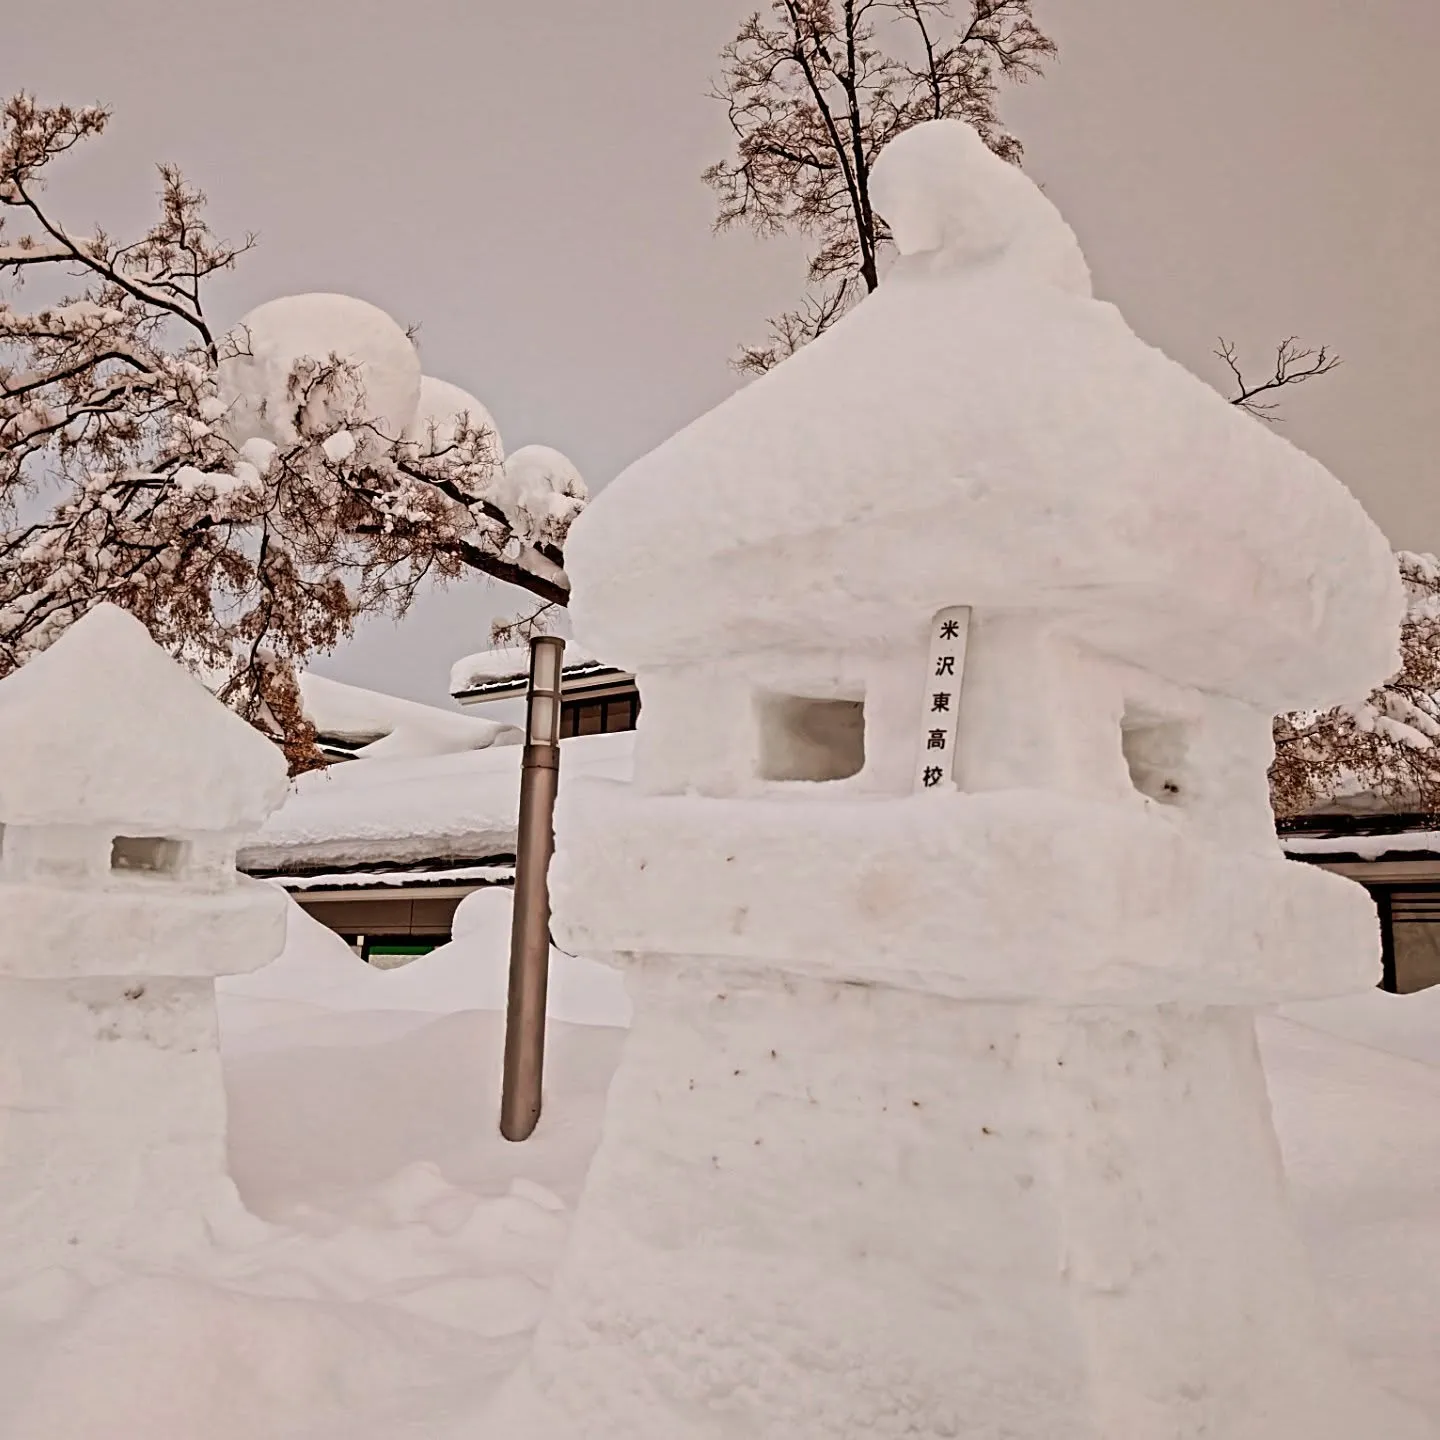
[705,0,1054,372]
[1216,336,1342,421]
[1,94,580,769]
[1272,553,1440,819]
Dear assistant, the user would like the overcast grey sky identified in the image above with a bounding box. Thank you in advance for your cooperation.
[6,1,1439,706]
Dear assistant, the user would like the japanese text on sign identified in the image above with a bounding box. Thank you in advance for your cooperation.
[913,606,971,792]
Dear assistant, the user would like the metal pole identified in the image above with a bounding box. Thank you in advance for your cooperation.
[501,634,565,1141]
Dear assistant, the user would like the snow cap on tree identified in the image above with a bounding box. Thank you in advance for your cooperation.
[405,375,503,459]
[218,292,423,446]
[0,604,288,832]
[496,445,588,543]
[568,119,1401,713]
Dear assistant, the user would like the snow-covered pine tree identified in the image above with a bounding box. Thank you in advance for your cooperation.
[1272,551,1440,819]
[0,94,583,769]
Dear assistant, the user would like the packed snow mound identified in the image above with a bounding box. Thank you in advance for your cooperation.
[566,119,1400,712]
[218,293,423,447]
[1281,983,1440,1068]
[300,672,521,759]
[870,118,1091,295]
[404,375,503,460]
[224,889,632,1029]
[0,604,287,831]
[493,445,588,542]
[219,901,369,1008]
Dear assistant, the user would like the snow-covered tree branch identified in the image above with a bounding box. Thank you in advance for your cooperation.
[1272,551,1440,818]
[0,94,585,768]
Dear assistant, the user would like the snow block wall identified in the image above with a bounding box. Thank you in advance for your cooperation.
[0,606,289,1282]
[481,121,1437,1439]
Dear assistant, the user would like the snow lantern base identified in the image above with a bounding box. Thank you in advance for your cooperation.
[484,969,1428,1439]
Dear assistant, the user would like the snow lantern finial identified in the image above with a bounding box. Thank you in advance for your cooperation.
[869,118,1091,295]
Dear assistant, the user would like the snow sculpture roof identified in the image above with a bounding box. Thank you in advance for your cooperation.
[404,376,503,459]
[218,293,423,446]
[566,119,1401,711]
[0,605,288,831]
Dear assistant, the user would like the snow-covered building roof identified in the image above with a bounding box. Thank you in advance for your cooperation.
[300,672,521,760]
[0,604,287,832]
[239,729,634,877]
[449,642,590,691]
[448,643,630,705]
[567,119,1400,714]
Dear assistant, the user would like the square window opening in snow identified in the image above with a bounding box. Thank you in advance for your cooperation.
[756,694,866,783]
[111,835,189,877]
[1120,713,1190,807]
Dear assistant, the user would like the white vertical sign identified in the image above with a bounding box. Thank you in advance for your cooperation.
[914,606,971,792]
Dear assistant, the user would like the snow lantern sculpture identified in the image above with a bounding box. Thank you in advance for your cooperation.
[483,121,1435,1440]
[0,605,289,1280]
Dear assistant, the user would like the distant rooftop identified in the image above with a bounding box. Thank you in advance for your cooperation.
[449,642,632,705]
[300,672,521,761]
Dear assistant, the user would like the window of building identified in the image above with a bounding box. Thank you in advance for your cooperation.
[560,691,641,738]
[1380,888,1440,993]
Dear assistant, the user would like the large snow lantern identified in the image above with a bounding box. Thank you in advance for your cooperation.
[0,605,289,1280]
[483,121,1431,1440]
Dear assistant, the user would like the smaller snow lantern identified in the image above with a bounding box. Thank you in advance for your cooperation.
[481,121,1435,1440]
[0,605,289,1279]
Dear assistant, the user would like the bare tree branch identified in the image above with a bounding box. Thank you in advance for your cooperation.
[705,0,1055,369]
[1216,336,1342,422]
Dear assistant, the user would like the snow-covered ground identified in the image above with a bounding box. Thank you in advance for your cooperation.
[1,890,1434,1439]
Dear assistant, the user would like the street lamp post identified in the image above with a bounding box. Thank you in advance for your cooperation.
[500,633,565,1142]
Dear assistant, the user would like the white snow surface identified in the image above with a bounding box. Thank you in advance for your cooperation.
[240,730,633,873]
[300,671,522,759]
[567,119,1400,711]
[1284,830,1440,860]
[0,604,287,831]
[552,782,1383,1005]
[222,891,631,1029]
[404,375,503,459]
[1,902,1433,1438]
[1280,983,1440,1068]
[218,293,423,447]
[492,444,588,543]
[272,864,515,892]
